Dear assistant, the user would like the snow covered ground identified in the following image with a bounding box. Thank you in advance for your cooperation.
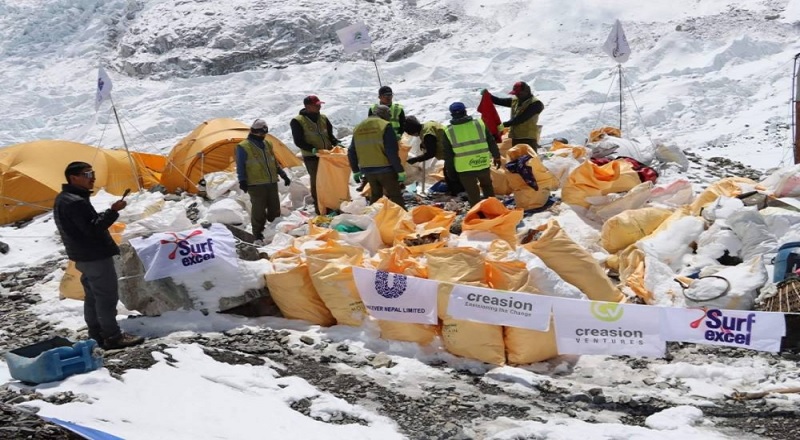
[2,0,800,439]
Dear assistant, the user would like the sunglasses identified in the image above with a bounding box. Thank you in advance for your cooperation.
[82,170,95,179]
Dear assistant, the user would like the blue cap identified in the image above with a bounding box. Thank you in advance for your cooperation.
[449,102,466,114]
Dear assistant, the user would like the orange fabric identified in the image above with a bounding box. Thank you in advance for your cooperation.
[589,126,621,142]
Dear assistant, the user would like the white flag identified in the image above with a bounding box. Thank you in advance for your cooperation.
[95,66,113,111]
[336,22,372,54]
[602,19,631,63]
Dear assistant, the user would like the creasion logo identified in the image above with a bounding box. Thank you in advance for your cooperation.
[590,302,624,322]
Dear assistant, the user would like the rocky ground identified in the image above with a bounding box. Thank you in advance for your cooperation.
[1,256,799,440]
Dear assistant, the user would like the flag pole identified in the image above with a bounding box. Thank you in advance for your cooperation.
[618,63,623,135]
[794,53,800,164]
[109,97,143,192]
[370,49,383,87]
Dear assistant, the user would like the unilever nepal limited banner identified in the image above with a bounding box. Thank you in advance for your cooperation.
[552,299,666,357]
[352,267,438,324]
[129,223,238,281]
[447,284,552,331]
[660,308,786,353]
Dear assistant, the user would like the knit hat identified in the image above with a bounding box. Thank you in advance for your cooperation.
[250,119,268,133]
[404,115,422,135]
[449,102,467,116]
[378,86,393,96]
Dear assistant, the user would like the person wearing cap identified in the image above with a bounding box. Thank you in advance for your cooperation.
[236,119,292,241]
[53,162,145,350]
[368,86,405,140]
[404,115,464,195]
[348,104,406,209]
[482,81,545,151]
[442,102,502,207]
[290,95,342,214]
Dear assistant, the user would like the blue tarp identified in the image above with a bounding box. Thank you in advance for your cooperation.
[42,417,124,440]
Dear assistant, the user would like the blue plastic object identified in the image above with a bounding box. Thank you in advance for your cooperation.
[774,242,800,283]
[4,337,103,384]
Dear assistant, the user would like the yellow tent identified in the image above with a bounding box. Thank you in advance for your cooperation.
[0,140,164,225]
[160,118,303,193]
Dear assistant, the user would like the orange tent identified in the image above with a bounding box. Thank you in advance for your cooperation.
[159,118,303,193]
[0,140,163,225]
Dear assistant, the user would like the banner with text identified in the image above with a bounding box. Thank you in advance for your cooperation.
[129,223,238,281]
[447,284,552,331]
[553,299,666,357]
[352,267,438,324]
[660,308,786,353]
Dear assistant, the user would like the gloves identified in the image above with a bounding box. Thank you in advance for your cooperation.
[353,172,362,184]
[281,174,291,187]
[311,148,318,155]
[397,172,406,183]
[497,123,505,132]
[481,88,488,96]
[407,156,420,165]
[493,157,502,169]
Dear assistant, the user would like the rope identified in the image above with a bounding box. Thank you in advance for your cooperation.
[590,67,620,138]
[620,67,657,152]
[678,275,731,302]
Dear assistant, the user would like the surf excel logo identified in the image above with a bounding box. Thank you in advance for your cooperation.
[574,302,645,346]
[690,308,756,346]
[159,230,216,267]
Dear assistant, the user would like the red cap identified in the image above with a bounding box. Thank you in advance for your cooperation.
[303,95,324,105]
[508,81,527,95]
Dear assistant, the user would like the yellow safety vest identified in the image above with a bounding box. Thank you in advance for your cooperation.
[354,117,391,168]
[238,139,279,185]
[445,119,492,172]
[371,103,404,139]
[294,113,334,156]
[510,96,541,141]
[421,121,446,160]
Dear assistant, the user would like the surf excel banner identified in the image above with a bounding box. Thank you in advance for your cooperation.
[552,299,666,357]
[129,223,238,281]
[352,267,438,324]
[660,308,786,353]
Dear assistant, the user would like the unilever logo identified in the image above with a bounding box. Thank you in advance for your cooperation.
[690,308,755,346]
[590,302,624,322]
[159,230,216,267]
[374,271,407,299]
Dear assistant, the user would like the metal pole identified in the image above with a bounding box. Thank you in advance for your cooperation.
[110,98,143,192]
[421,161,426,193]
[618,64,623,135]
[794,54,800,164]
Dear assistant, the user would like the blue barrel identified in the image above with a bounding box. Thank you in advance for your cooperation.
[774,241,800,283]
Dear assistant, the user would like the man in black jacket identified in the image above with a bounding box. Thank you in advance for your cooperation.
[53,162,144,350]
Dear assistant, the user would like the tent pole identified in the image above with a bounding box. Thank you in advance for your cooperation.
[618,63,623,135]
[110,98,143,192]
[794,53,800,164]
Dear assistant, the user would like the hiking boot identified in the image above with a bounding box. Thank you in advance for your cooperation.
[102,332,144,350]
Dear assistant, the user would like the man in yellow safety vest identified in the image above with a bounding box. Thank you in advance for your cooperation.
[368,86,405,140]
[442,102,501,207]
[404,115,464,196]
[237,119,292,241]
[348,105,406,209]
[482,81,544,151]
[290,95,342,214]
